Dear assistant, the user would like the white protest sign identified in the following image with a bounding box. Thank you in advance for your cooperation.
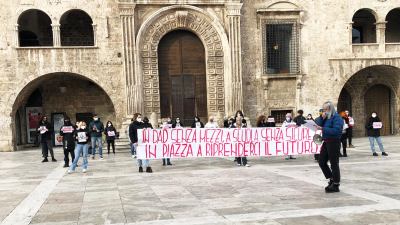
[373,122,382,129]
[137,127,322,159]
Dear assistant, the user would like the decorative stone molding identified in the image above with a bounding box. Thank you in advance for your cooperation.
[137,7,228,116]
[225,3,242,16]
[51,24,61,47]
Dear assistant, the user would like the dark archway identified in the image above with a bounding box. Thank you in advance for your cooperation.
[385,8,400,43]
[158,30,207,125]
[60,9,94,46]
[12,73,116,149]
[352,9,377,43]
[18,9,53,47]
[337,89,352,114]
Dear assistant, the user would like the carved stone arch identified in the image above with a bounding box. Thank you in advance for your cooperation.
[136,5,232,120]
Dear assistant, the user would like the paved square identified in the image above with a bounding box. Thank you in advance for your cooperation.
[1,137,400,225]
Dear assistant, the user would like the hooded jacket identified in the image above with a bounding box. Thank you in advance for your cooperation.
[129,121,144,143]
[60,120,75,149]
[89,119,104,137]
[37,120,52,142]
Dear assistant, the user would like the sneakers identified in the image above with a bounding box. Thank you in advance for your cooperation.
[349,144,355,148]
[100,157,104,160]
[325,183,340,193]
[373,152,379,156]
[139,166,143,173]
[42,158,49,163]
[325,179,333,191]
[146,167,153,173]
[167,163,172,166]
[245,164,250,167]
[63,164,69,168]
[82,169,87,173]
[289,156,296,160]
[51,158,57,162]
[237,163,241,166]
[67,169,74,174]
[382,152,388,156]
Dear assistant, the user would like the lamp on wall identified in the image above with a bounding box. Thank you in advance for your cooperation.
[367,74,373,84]
[59,86,67,93]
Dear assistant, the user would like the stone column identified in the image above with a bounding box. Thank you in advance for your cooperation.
[119,3,142,117]
[51,24,61,47]
[92,24,97,46]
[14,25,19,47]
[376,22,387,53]
[226,3,243,115]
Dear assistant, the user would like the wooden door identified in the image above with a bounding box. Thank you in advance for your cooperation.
[364,85,391,135]
[158,30,207,125]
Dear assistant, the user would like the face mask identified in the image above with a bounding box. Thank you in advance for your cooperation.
[176,119,180,123]
[94,118,98,121]
[326,112,332,119]
[286,117,291,121]
[108,124,112,127]
[137,118,142,122]
[195,118,198,122]
[81,126,86,129]
[372,114,377,118]
[307,117,311,120]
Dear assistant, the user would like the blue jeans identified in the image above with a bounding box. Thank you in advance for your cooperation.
[131,143,136,156]
[91,136,103,157]
[70,144,89,171]
[137,159,150,167]
[368,136,384,153]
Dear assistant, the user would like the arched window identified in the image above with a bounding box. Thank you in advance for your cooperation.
[352,9,377,43]
[18,9,53,47]
[385,8,400,43]
[60,10,94,46]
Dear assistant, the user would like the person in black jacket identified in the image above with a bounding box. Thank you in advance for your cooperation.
[235,110,247,127]
[143,117,153,129]
[293,109,306,127]
[191,116,204,128]
[265,116,276,127]
[129,113,144,158]
[365,112,388,157]
[37,116,56,163]
[60,117,75,167]
[104,121,117,154]
[256,115,267,127]
[172,117,184,128]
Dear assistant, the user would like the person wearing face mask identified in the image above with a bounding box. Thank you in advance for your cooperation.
[282,113,296,160]
[68,122,90,173]
[231,116,250,167]
[345,110,355,148]
[265,116,276,127]
[89,114,104,160]
[315,101,344,193]
[104,121,117,155]
[172,117,184,128]
[160,118,172,166]
[340,111,349,157]
[37,116,57,163]
[365,112,388,157]
[205,116,219,128]
[129,113,144,158]
[60,117,76,167]
[191,116,204,128]
[138,117,153,173]
[306,114,314,121]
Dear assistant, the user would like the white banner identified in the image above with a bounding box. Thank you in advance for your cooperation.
[137,127,322,159]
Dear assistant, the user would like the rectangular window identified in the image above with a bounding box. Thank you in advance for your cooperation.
[263,21,299,75]
[271,110,293,124]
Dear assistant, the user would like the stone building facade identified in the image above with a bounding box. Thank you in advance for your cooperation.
[0,0,399,151]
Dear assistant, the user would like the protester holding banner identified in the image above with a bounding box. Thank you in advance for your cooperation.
[104,121,117,155]
[265,116,276,127]
[340,112,349,157]
[256,115,267,127]
[129,113,143,158]
[68,121,90,173]
[60,117,76,167]
[282,113,296,160]
[345,110,355,148]
[293,110,307,127]
[161,118,173,166]
[89,114,104,160]
[143,117,153,129]
[37,116,57,163]
[131,115,153,173]
[230,116,250,167]
[315,101,343,193]
[235,110,247,127]
[172,117,184,128]
[205,116,219,128]
[191,116,205,128]
[365,112,388,157]
[306,114,313,120]
[306,113,319,161]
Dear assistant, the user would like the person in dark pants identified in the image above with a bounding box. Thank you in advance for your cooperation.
[60,117,75,167]
[365,112,388,157]
[313,109,323,161]
[104,121,117,154]
[315,101,343,193]
[231,116,250,167]
[345,110,354,148]
[339,111,349,157]
[89,114,104,159]
[37,116,57,163]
